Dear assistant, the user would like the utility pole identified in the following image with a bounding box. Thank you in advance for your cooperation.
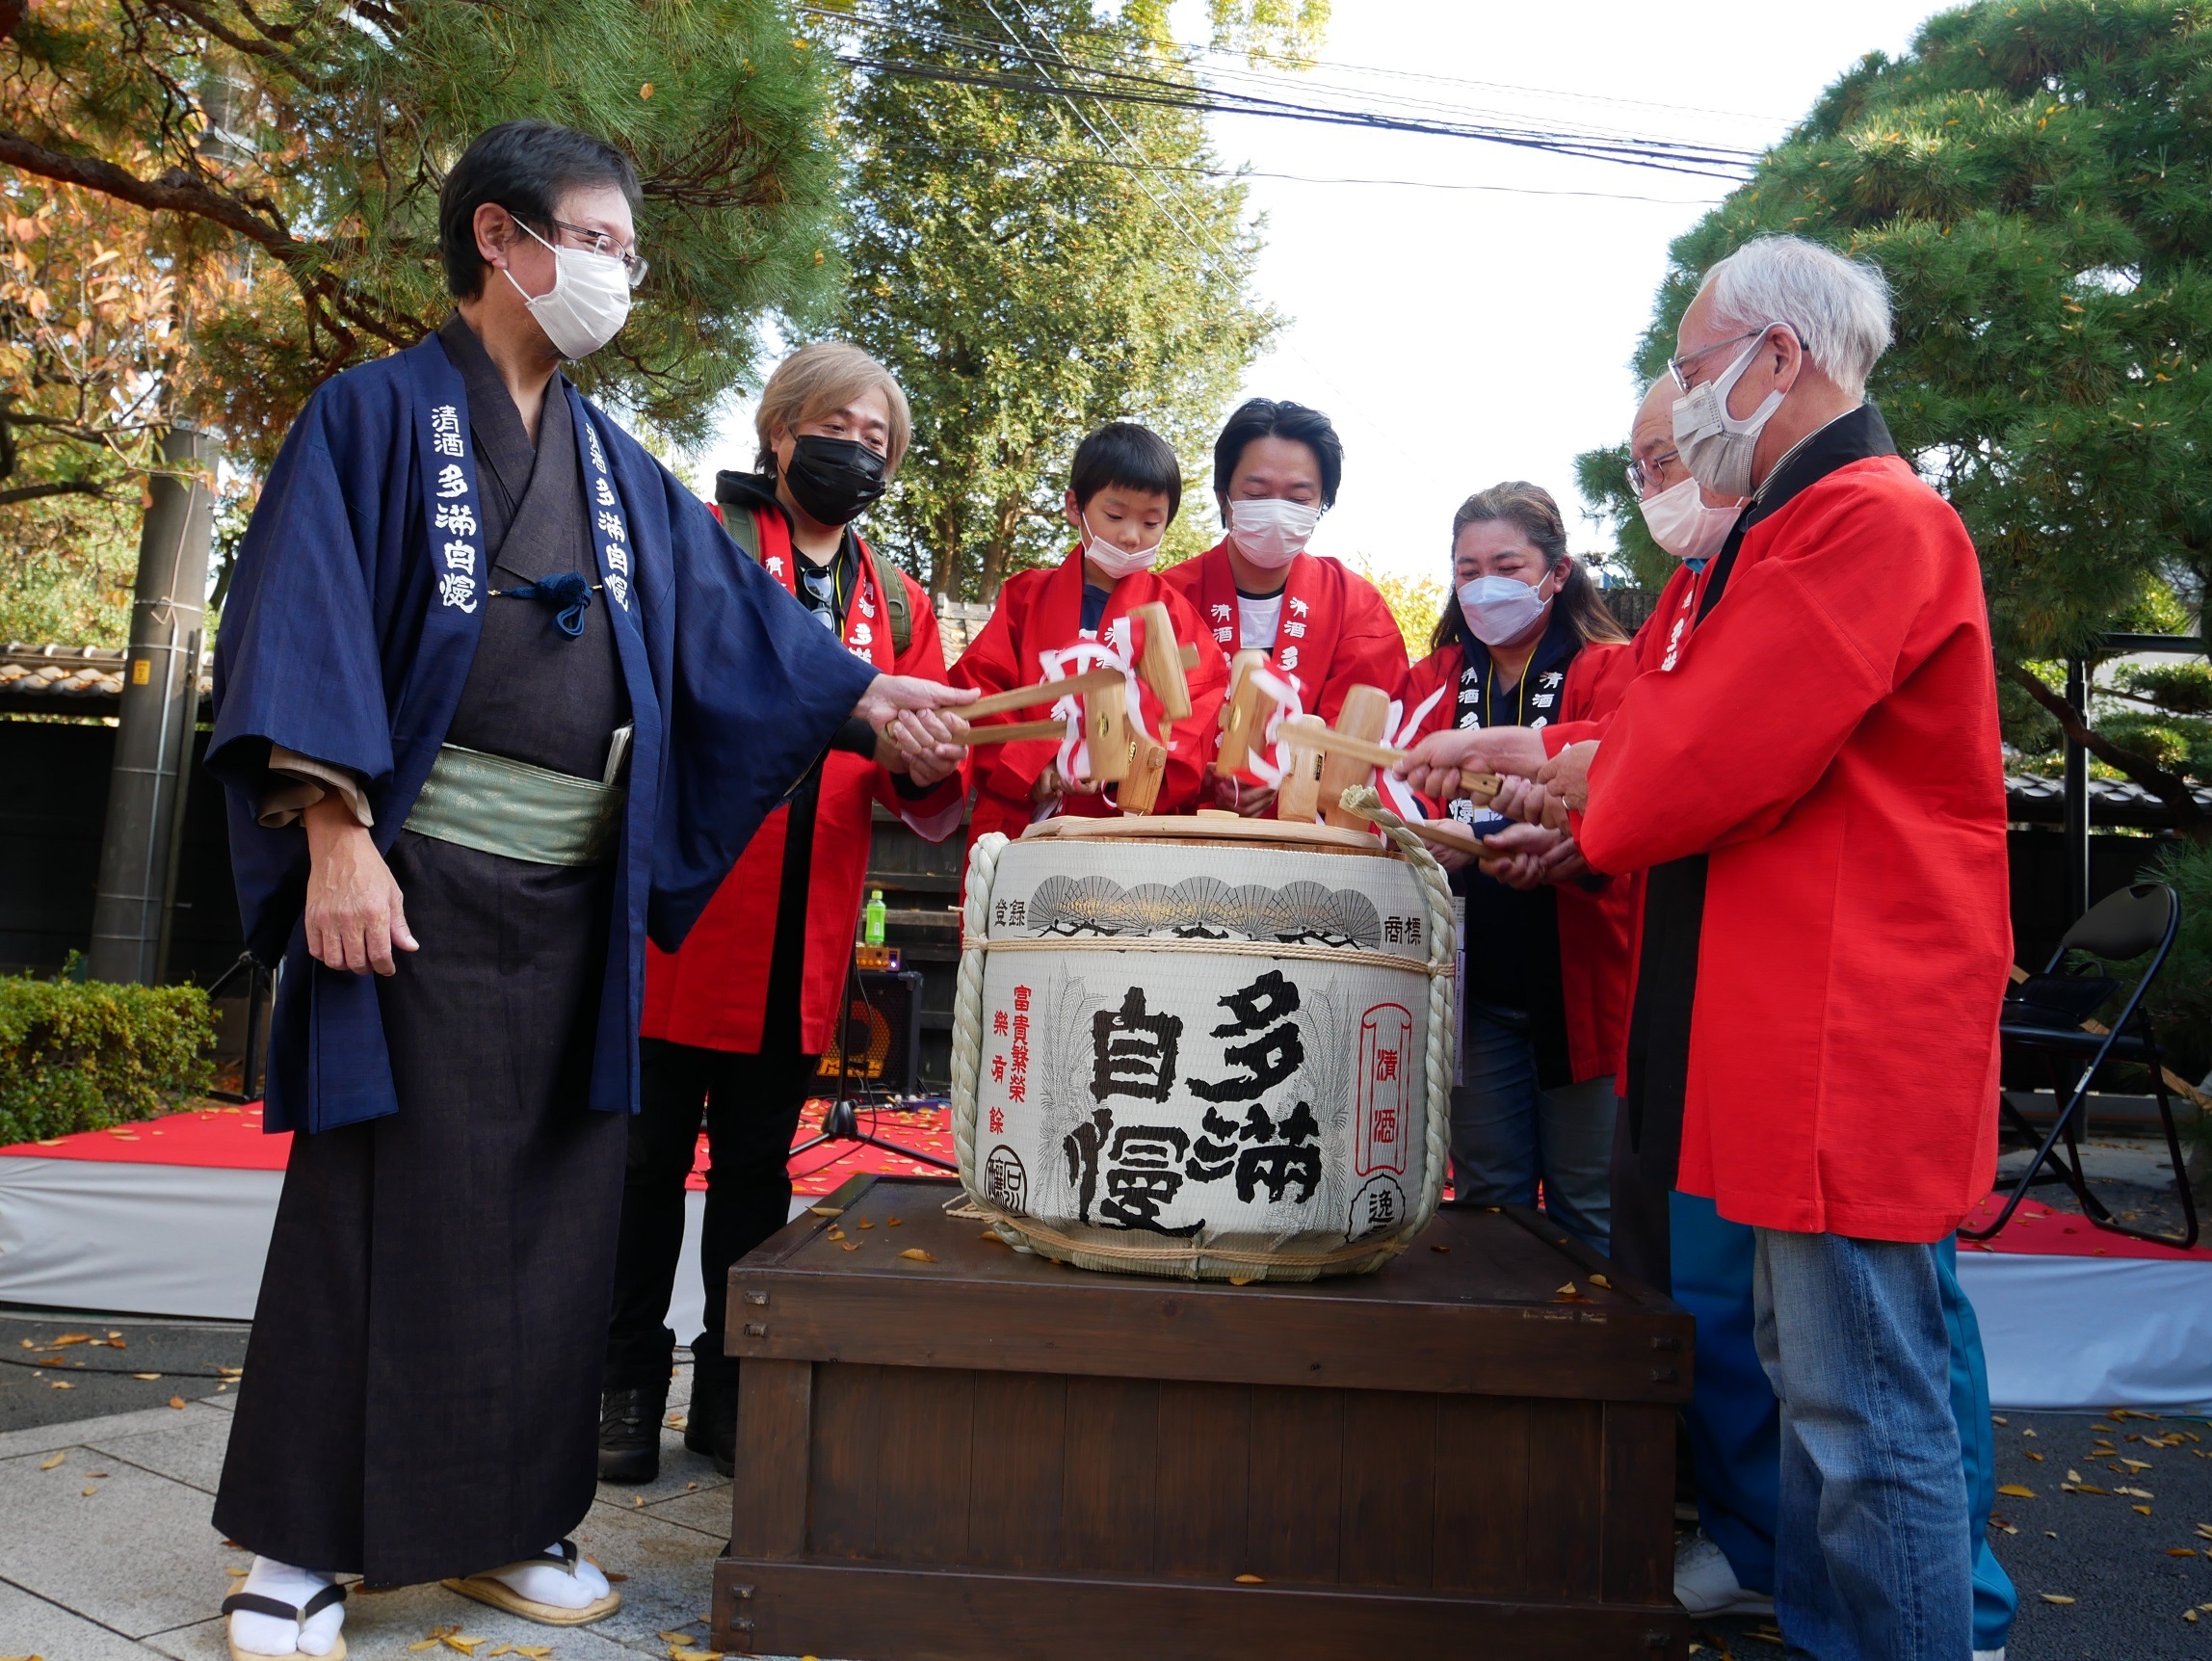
[87,427,217,984]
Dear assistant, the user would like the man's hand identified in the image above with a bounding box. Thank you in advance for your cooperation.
[1535,740,1599,830]
[1033,763,1098,803]
[1417,831,1474,873]
[1537,838,1592,884]
[905,750,961,789]
[303,796,416,975]
[1474,820,1562,892]
[856,674,975,769]
[1487,775,1548,825]
[1392,725,1547,798]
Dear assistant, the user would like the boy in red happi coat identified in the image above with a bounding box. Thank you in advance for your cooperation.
[600,343,963,1481]
[1161,398,1407,813]
[950,422,1227,853]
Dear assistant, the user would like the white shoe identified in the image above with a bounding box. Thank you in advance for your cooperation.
[224,1558,346,1659]
[1972,1650,2006,1661]
[1674,1530,1775,1617]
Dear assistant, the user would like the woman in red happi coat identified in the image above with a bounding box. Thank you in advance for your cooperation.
[600,344,963,1481]
[1395,482,1635,1252]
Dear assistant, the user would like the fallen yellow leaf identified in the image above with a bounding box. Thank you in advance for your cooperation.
[1556,1282,1577,1297]
[1228,1275,1255,1286]
[2136,1505,2155,1516]
[657,1632,696,1646]
[1996,1484,2036,1499]
[807,1206,843,1218]
[887,1217,904,1226]
[49,1382,72,1390]
[168,1395,187,1410]
[899,1249,936,1262]
[839,1242,860,1252]
[2025,1451,2044,1462]
[2040,1593,2075,1604]
[51,1334,88,1346]
[826,1228,846,1241]
[1234,1573,1264,1584]
[858,1219,874,1229]
[81,1486,96,1496]
[2168,1547,2199,1557]
[133,1372,161,1381]
[1589,1273,1611,1289]
[39,1453,62,1470]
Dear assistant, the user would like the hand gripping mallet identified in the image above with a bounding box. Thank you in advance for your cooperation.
[957,604,1197,789]
[1275,711,1503,823]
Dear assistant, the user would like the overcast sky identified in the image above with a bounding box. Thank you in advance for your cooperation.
[700,0,1962,592]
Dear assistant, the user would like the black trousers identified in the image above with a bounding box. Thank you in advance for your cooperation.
[602,1036,820,1390]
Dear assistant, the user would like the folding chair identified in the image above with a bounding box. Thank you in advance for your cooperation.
[1961,881,2199,1251]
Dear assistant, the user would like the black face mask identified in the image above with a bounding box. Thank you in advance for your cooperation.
[781,435,887,526]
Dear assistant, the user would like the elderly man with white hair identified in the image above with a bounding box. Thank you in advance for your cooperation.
[1408,234,2012,1658]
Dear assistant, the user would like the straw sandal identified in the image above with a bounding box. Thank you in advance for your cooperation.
[440,1540,620,1626]
[221,1581,348,1661]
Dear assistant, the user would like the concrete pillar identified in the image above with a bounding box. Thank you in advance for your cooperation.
[87,426,217,984]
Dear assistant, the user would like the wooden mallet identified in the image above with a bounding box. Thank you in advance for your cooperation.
[1276,715,1503,815]
[1216,649,1275,777]
[961,608,1197,790]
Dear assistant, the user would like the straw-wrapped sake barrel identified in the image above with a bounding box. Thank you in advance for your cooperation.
[951,811,1455,1281]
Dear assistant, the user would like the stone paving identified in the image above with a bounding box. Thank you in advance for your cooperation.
[0,1366,750,1661]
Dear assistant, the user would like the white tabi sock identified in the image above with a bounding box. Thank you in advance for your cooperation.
[229,1557,344,1657]
[486,1543,610,1610]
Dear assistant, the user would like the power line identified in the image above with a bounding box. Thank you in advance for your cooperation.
[984,151,1724,204]
[808,5,1764,180]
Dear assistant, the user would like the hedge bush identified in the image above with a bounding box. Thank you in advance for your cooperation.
[0,967,217,1146]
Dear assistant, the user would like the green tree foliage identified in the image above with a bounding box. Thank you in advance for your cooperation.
[1575,0,2212,824]
[832,0,1279,599]
[0,0,846,488]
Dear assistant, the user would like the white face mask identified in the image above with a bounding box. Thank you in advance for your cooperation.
[1671,326,1790,498]
[1637,475,1741,563]
[1457,573,1551,646]
[505,222,631,360]
[1227,497,1322,569]
[1083,514,1163,581]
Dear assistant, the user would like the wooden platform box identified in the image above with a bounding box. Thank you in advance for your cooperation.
[712,1174,1693,1659]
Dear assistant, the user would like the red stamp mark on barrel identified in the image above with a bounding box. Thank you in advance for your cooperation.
[1356,1002,1412,1176]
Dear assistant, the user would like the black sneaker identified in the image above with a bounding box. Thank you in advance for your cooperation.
[598,1384,668,1485]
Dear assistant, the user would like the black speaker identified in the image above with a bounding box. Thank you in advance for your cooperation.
[815,969,924,1093]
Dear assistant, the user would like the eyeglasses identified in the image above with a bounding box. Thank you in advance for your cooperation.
[522,214,649,289]
[1624,447,1682,499]
[1667,324,1789,392]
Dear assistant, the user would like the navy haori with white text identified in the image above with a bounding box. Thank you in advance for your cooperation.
[973,838,1436,1251]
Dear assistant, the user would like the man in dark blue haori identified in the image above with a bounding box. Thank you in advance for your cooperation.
[202,121,970,1658]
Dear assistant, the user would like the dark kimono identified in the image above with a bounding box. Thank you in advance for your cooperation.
[205,317,877,1585]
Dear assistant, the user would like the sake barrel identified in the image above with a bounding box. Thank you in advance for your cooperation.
[951,810,1455,1281]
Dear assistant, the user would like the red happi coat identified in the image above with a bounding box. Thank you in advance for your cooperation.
[950,548,1229,855]
[640,506,962,1055]
[1573,457,2010,1242]
[1400,637,1638,1083]
[1161,543,1410,785]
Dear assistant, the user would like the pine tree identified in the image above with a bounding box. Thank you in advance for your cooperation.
[830,0,1278,599]
[0,0,845,486]
[1576,0,2212,826]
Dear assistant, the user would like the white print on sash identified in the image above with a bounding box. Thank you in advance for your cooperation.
[424,400,479,611]
[578,412,633,612]
[430,405,463,459]
[1289,596,1309,618]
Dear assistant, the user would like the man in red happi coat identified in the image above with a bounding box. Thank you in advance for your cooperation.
[1528,237,2007,1660]
[1160,398,1407,813]
[600,344,963,1481]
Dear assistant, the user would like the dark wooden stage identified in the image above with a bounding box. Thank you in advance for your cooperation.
[713,1173,1693,1659]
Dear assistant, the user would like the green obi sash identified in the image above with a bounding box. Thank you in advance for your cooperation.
[402,743,623,867]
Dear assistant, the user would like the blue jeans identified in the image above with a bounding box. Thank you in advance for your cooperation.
[1452,1000,1615,1253]
[1671,1199,2015,1651]
[1752,1227,1974,1661]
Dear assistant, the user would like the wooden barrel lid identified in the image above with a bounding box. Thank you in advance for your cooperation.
[1020,810,1392,857]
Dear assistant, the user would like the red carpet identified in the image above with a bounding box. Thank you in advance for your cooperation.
[1956,1192,2210,1261]
[0,1097,956,1195]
